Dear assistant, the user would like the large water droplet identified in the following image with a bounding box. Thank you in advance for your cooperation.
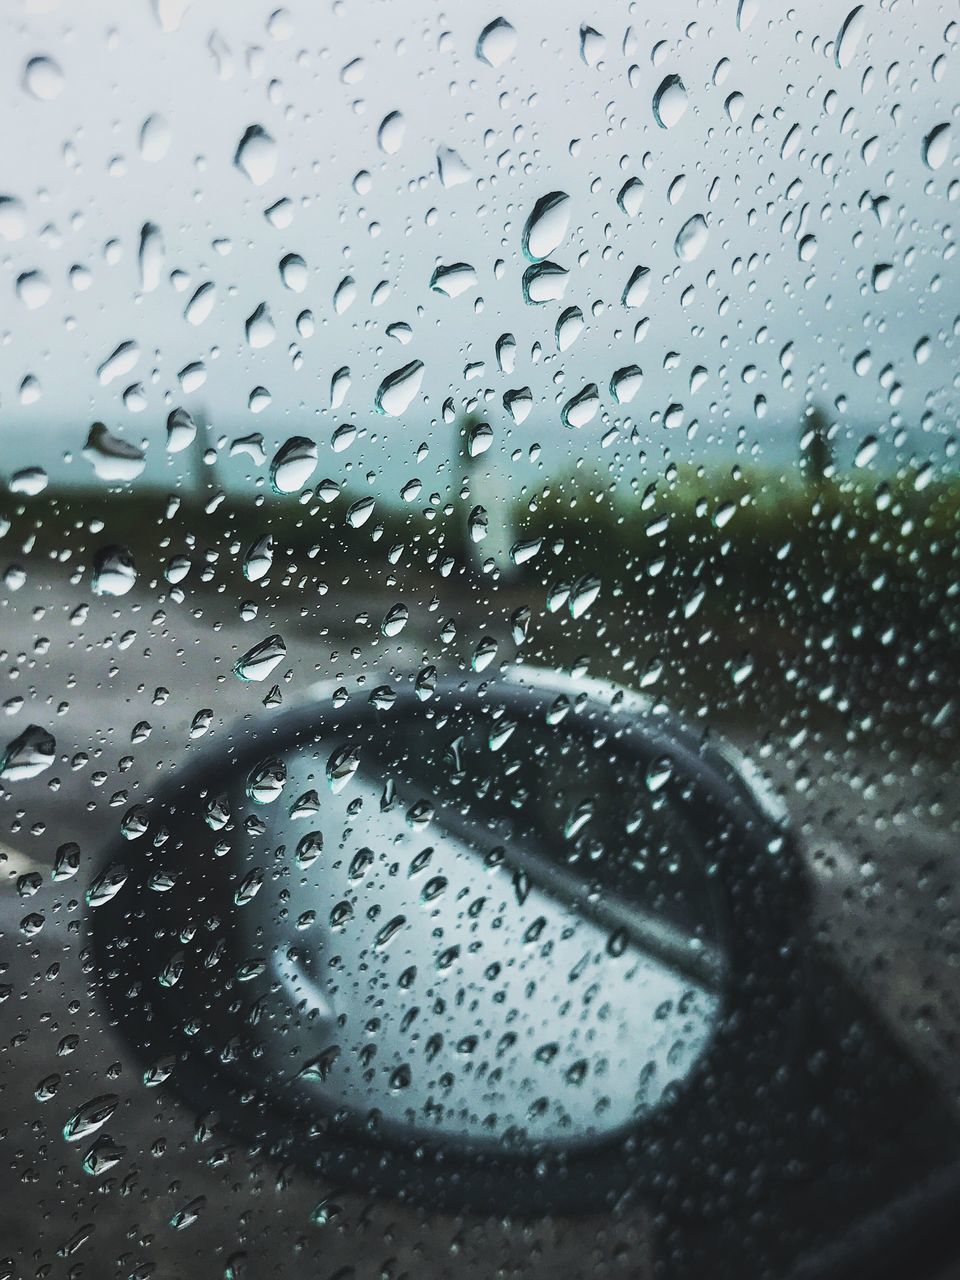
[522,191,571,261]
[437,146,471,187]
[430,262,477,297]
[375,360,424,416]
[16,271,50,310]
[234,125,277,185]
[23,56,64,101]
[556,305,584,351]
[9,467,48,496]
[64,1095,119,1143]
[503,386,533,424]
[235,634,286,682]
[270,436,317,493]
[561,384,599,429]
[0,196,27,241]
[922,123,951,171]
[476,17,516,67]
[522,261,569,304]
[610,365,643,404]
[97,341,140,386]
[327,743,360,793]
[243,534,274,582]
[347,496,376,528]
[653,75,687,129]
[579,25,605,66]
[835,6,865,70]
[622,265,651,308]
[382,603,409,637]
[92,546,137,597]
[138,222,164,293]
[166,407,196,454]
[280,252,307,291]
[247,757,286,805]
[1,725,55,781]
[83,424,146,482]
[184,281,216,325]
[674,213,708,261]
[377,111,405,154]
[872,262,893,293]
[245,302,276,348]
[139,114,171,162]
[617,178,644,217]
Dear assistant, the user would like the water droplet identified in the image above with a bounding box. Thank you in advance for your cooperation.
[510,538,541,567]
[496,332,516,373]
[280,252,307,291]
[622,265,651,308]
[646,756,673,792]
[854,435,879,467]
[327,743,360,794]
[381,603,409,637]
[437,146,471,188]
[245,302,275,348]
[375,360,424,416]
[64,1095,119,1143]
[652,75,687,129]
[0,196,26,241]
[617,178,644,217]
[468,421,493,457]
[610,365,643,404]
[522,191,570,261]
[9,467,47,496]
[503,386,533,424]
[430,262,477,297]
[16,270,50,310]
[569,575,600,618]
[53,842,80,881]
[139,114,170,162]
[835,6,865,70]
[184,281,216,325]
[235,634,286,682]
[83,423,145,482]
[347,496,376,528]
[736,0,760,31]
[556,305,584,351]
[97,341,140,386]
[86,862,129,908]
[872,262,893,292]
[476,17,516,67]
[561,384,599,429]
[472,636,498,673]
[166,407,196,454]
[331,366,351,408]
[1,725,55,782]
[92,546,137,597]
[24,56,63,101]
[922,123,951,171]
[234,125,277,186]
[242,534,274,582]
[522,261,569,304]
[674,213,708,261]
[377,111,405,154]
[579,24,605,66]
[138,222,164,293]
[246,757,286,805]
[270,436,317,493]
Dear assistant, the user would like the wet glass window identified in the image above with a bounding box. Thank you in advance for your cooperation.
[1,3,958,1278]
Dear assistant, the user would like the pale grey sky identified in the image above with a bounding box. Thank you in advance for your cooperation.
[0,0,957,498]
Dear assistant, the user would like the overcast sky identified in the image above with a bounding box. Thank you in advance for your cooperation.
[0,0,957,499]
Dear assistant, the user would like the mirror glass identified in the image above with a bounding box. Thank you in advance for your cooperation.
[224,699,728,1153]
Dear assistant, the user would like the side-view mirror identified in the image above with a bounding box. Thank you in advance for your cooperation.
[89,667,808,1219]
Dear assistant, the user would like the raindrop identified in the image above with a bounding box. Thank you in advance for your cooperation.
[569,575,600,618]
[246,302,276,348]
[496,332,516,373]
[556,305,584,350]
[9,467,48,496]
[382,603,409,636]
[622,265,651,308]
[270,436,318,493]
[63,1095,119,1143]
[235,634,286,682]
[579,25,605,66]
[23,56,64,101]
[327,743,360,794]
[97,341,140,386]
[166,407,197,453]
[561,384,599,428]
[0,196,27,241]
[430,262,477,297]
[922,123,951,171]
[617,178,644,217]
[1,725,55,782]
[503,386,533,423]
[83,424,146,482]
[280,252,307,291]
[347,496,376,527]
[92,546,137,597]
[653,75,687,129]
[476,17,516,67]
[334,275,356,314]
[246,757,286,805]
[234,125,277,186]
[184,281,216,325]
[522,261,569,304]
[16,271,50,310]
[872,263,893,292]
[377,111,405,154]
[243,534,274,582]
[139,114,170,162]
[437,146,471,187]
[835,6,865,70]
[674,213,708,261]
[522,191,570,260]
[472,636,498,672]
[610,365,643,404]
[375,360,424,416]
